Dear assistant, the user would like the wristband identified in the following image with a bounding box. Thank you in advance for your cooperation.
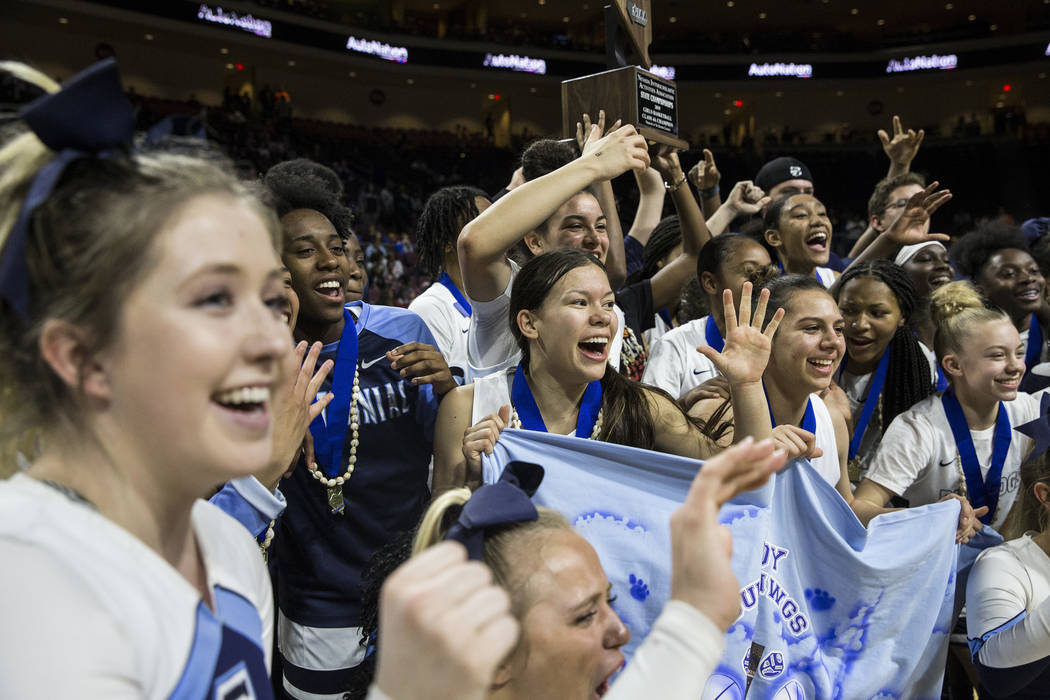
[665,175,687,193]
[700,184,720,198]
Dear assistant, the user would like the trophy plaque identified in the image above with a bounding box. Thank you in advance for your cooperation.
[561,0,687,150]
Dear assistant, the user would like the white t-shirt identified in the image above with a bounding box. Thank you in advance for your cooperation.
[966,534,1050,670]
[466,259,623,381]
[643,312,672,349]
[866,393,1040,529]
[408,280,470,382]
[0,473,274,699]
[807,393,843,489]
[641,316,720,400]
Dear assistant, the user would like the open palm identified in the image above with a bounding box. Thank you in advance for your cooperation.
[698,282,783,385]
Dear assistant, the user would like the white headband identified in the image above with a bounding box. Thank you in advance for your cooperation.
[894,241,947,267]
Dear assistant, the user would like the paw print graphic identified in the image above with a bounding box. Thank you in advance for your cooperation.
[805,588,836,611]
[628,574,650,601]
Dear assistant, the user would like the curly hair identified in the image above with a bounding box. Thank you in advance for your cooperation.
[263,158,355,239]
[521,138,577,182]
[950,222,1030,279]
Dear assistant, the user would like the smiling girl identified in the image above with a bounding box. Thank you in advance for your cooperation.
[0,60,288,696]
[834,261,934,479]
[853,281,1041,536]
[433,249,785,491]
[952,224,1050,383]
[762,194,837,287]
[693,275,853,499]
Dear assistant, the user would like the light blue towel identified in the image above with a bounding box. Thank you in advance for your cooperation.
[484,429,966,700]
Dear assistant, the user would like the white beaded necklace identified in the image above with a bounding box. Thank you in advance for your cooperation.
[309,364,361,514]
[509,407,604,440]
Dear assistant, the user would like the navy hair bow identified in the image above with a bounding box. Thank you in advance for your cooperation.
[444,461,545,560]
[1017,392,1050,464]
[0,58,135,317]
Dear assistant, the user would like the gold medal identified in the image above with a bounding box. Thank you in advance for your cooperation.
[327,484,346,515]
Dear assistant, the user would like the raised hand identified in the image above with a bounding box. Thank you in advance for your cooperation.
[688,148,721,191]
[697,282,784,387]
[575,109,622,154]
[462,405,512,488]
[580,122,650,181]
[389,342,458,397]
[652,147,684,184]
[264,341,333,490]
[878,115,925,169]
[726,180,770,216]
[374,541,519,700]
[885,181,952,246]
[669,437,786,629]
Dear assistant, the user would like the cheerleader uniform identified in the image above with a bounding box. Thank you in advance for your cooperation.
[966,534,1050,698]
[0,474,274,699]
[865,393,1040,530]
[641,315,721,399]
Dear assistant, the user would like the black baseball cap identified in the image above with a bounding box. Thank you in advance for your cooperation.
[755,157,813,193]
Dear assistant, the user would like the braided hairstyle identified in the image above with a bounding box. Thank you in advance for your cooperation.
[415,185,488,278]
[625,215,681,286]
[834,260,933,428]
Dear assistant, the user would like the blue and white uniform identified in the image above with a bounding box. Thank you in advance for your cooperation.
[966,533,1050,698]
[409,276,471,382]
[221,301,441,700]
[641,315,721,399]
[0,474,273,700]
[815,266,836,289]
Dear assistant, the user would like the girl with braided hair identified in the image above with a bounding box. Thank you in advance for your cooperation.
[834,260,934,480]
[409,185,490,381]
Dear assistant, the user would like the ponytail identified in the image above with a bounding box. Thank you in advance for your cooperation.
[929,281,1010,363]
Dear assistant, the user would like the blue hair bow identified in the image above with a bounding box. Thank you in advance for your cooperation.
[444,461,545,560]
[0,58,135,317]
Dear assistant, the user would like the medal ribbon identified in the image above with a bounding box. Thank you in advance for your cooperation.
[309,308,358,478]
[1025,315,1043,372]
[764,383,816,433]
[846,347,891,460]
[940,389,1011,525]
[705,315,726,353]
[511,362,602,436]
[439,271,472,318]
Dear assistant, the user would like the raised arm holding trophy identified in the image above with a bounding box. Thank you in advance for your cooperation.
[562,0,688,151]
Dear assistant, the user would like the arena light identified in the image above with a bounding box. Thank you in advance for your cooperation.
[885,54,957,73]
[346,36,409,63]
[482,53,547,75]
[196,4,272,38]
[747,62,813,78]
[649,64,676,80]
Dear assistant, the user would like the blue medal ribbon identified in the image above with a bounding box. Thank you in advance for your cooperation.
[704,315,726,353]
[1025,315,1043,372]
[764,383,816,432]
[940,389,1011,525]
[438,271,472,318]
[657,308,674,329]
[845,348,891,460]
[776,260,821,282]
[511,362,602,436]
[309,308,358,478]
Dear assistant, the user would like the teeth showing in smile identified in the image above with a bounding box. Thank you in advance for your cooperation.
[316,280,340,290]
[809,359,833,367]
[806,232,828,245]
[215,386,270,406]
[1018,290,1040,300]
[580,337,608,346]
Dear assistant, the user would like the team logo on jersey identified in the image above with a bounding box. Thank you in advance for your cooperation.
[760,651,785,679]
[214,662,257,700]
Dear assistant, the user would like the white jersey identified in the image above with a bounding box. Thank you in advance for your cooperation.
[807,393,843,489]
[409,280,470,382]
[641,316,720,399]
[0,473,273,699]
[467,259,623,380]
[471,368,583,437]
[966,534,1050,669]
[838,369,880,476]
[643,313,672,349]
[866,392,1040,529]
